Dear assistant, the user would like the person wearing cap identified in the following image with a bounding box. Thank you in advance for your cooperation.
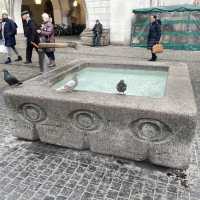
[92,19,103,47]
[2,12,22,64]
[21,10,39,64]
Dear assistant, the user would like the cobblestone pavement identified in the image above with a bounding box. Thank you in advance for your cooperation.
[0,39,200,200]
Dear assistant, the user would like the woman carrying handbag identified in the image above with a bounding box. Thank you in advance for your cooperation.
[147,15,162,61]
[37,13,56,67]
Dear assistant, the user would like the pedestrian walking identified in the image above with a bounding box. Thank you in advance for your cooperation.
[1,12,22,64]
[147,15,162,61]
[0,18,8,54]
[37,13,56,67]
[0,18,2,41]
[21,10,39,64]
[92,20,103,47]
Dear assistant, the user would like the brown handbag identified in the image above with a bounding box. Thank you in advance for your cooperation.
[152,44,164,54]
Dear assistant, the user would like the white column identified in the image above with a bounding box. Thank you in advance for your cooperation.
[85,0,110,29]
[110,0,142,45]
[13,0,23,33]
[51,0,63,24]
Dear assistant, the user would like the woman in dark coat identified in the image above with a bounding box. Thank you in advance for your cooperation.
[147,15,161,61]
[2,12,22,64]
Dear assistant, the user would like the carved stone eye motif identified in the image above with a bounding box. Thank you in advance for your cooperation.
[69,110,104,131]
[129,119,173,144]
[19,103,46,123]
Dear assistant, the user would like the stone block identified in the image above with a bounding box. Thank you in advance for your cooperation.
[80,29,110,46]
[3,59,197,169]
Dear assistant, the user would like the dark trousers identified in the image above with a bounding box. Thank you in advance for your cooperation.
[7,46,20,58]
[45,51,55,61]
[93,33,101,47]
[26,41,38,62]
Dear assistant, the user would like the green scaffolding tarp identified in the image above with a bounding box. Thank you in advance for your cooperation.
[131,4,200,51]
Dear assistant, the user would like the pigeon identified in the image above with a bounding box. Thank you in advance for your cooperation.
[116,80,127,95]
[56,75,78,92]
[3,69,22,86]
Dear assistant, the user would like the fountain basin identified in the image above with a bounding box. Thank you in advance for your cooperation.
[3,59,197,169]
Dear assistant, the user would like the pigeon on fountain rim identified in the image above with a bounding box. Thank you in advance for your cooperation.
[56,75,78,92]
[3,69,22,86]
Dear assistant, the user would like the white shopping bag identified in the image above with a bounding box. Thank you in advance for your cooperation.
[0,44,7,54]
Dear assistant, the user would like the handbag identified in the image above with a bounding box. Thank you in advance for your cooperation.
[152,44,164,54]
[0,43,7,54]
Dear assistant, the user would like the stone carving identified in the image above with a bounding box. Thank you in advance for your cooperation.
[19,103,46,123]
[130,119,173,143]
[69,110,104,131]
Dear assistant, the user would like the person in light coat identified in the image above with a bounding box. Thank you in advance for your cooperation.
[37,13,56,67]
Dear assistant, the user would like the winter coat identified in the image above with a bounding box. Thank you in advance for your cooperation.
[147,20,161,49]
[40,21,55,52]
[0,23,2,40]
[3,19,17,47]
[24,19,39,44]
[92,23,103,35]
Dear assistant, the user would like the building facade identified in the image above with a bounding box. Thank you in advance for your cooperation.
[1,0,195,45]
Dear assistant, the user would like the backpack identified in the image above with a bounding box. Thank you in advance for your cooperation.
[13,22,18,35]
[10,20,17,35]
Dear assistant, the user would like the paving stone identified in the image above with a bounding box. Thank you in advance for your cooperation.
[15,184,28,193]
[49,185,62,195]
[107,190,118,199]
[3,184,16,193]
[7,191,21,200]
[56,196,67,200]
[86,183,98,193]
[44,196,55,200]
[60,187,73,196]
[42,181,54,190]
[20,189,35,199]
[81,192,93,200]
[111,181,121,191]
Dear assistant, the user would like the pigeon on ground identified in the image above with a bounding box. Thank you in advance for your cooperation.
[116,80,127,95]
[56,75,78,92]
[3,69,22,86]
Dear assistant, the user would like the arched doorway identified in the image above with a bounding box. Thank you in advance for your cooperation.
[66,0,87,35]
[20,0,87,35]
[21,0,55,27]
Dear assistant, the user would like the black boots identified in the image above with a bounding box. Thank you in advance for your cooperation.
[4,57,11,64]
[15,56,23,62]
[5,56,22,64]
[149,53,157,61]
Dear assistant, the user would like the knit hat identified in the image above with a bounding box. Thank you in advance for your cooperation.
[21,10,29,16]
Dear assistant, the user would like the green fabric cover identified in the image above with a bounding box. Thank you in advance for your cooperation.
[131,4,200,51]
[133,4,200,14]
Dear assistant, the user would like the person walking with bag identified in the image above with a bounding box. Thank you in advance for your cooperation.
[147,15,162,61]
[2,12,22,64]
[21,11,39,64]
[37,13,56,67]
